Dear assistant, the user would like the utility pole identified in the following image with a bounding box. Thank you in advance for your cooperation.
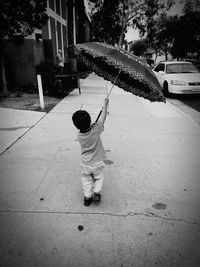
[67,0,77,74]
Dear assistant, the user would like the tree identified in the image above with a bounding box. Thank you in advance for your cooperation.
[89,0,174,47]
[170,10,200,60]
[146,35,162,63]
[0,0,48,94]
[130,39,147,56]
[148,14,177,61]
[150,6,200,62]
[90,0,122,45]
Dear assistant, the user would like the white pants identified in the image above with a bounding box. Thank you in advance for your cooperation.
[80,161,105,198]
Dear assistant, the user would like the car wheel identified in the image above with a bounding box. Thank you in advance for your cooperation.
[163,82,169,96]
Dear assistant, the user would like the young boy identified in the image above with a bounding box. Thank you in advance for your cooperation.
[72,98,109,206]
[56,49,65,74]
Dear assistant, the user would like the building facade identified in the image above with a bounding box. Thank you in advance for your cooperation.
[42,0,69,65]
[5,0,91,85]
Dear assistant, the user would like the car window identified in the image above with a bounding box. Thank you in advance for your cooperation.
[154,64,165,72]
[166,63,199,74]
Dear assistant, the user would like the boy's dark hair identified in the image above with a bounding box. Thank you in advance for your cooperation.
[72,110,91,132]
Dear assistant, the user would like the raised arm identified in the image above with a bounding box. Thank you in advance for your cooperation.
[99,98,109,125]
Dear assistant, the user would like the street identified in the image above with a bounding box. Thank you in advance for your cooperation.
[167,94,200,125]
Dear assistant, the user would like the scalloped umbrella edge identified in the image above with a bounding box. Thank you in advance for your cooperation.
[75,42,165,103]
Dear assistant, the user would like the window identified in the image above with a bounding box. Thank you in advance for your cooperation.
[62,24,67,48]
[49,0,54,10]
[154,64,165,72]
[166,63,199,74]
[61,0,66,19]
[42,21,49,39]
[57,21,62,50]
[56,0,61,15]
[50,17,57,63]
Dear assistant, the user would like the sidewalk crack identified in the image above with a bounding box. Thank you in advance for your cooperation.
[0,210,199,226]
[0,113,47,157]
[34,147,60,192]
[127,211,200,226]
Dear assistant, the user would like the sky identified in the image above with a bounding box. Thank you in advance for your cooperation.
[125,0,185,42]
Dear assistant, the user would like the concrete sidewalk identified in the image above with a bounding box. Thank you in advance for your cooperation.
[0,108,46,155]
[0,73,200,266]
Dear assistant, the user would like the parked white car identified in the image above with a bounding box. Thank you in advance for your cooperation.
[153,61,200,94]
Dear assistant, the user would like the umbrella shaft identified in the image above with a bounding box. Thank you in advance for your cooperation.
[107,71,120,98]
[96,71,120,122]
[107,83,115,98]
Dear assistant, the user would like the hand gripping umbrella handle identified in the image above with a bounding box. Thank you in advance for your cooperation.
[96,71,120,122]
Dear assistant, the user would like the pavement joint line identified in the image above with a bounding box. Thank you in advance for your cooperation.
[0,210,199,226]
[50,111,75,114]
[0,112,48,157]
[34,148,61,192]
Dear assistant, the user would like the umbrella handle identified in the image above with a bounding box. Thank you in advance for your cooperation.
[95,110,102,122]
[95,82,115,123]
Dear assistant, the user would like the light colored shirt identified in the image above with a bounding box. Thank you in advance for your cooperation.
[57,53,64,67]
[77,121,106,165]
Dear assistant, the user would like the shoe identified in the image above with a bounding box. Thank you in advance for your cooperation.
[93,193,101,203]
[84,197,93,206]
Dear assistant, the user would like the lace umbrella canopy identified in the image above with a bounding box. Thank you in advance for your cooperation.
[75,42,165,103]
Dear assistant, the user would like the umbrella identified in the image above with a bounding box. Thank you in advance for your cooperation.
[75,42,165,103]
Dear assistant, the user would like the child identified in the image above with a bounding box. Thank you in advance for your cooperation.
[56,49,65,74]
[72,98,109,206]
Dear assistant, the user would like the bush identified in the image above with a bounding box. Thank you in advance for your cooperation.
[6,61,91,97]
[35,61,92,97]
[19,83,38,93]
[77,61,91,79]
[7,81,38,94]
[36,62,58,96]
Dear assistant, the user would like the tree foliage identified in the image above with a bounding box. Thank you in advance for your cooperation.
[170,11,200,60]
[0,0,48,93]
[130,39,147,56]
[90,0,121,45]
[149,14,178,60]
[1,0,48,42]
[149,6,200,61]
[89,0,174,47]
